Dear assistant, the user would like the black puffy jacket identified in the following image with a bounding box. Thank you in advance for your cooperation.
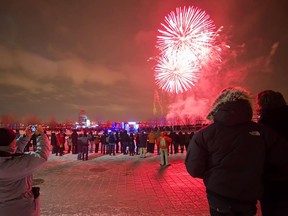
[185,99,286,202]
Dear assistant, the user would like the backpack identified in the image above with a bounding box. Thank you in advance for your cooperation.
[160,137,166,147]
[108,134,115,143]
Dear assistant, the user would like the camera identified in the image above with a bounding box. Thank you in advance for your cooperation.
[30,125,36,132]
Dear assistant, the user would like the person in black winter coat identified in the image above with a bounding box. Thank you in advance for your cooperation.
[138,131,148,158]
[71,130,78,154]
[50,132,57,154]
[128,133,135,156]
[257,90,288,216]
[185,87,288,216]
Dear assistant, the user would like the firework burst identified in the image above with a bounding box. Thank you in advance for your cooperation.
[154,6,221,94]
[155,53,199,94]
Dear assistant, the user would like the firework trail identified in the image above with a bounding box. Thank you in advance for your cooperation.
[154,6,221,94]
[153,89,164,115]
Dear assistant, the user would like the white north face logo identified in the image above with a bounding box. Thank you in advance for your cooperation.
[249,131,261,136]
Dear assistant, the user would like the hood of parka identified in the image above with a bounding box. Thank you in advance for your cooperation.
[213,100,253,126]
[207,87,253,126]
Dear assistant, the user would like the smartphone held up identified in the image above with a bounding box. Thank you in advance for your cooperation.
[30,125,36,132]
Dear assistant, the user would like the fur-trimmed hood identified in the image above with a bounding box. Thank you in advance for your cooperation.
[207,87,253,125]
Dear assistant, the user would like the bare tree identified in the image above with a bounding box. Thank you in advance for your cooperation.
[46,117,58,131]
[0,114,21,128]
[0,114,13,127]
[23,114,41,126]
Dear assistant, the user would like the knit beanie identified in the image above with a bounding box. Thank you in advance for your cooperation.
[0,128,16,146]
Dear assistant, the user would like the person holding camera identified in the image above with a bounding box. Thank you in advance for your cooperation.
[0,125,50,216]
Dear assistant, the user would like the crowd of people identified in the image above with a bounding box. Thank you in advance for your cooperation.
[47,127,195,162]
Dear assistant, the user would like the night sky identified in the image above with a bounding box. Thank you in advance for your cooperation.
[0,0,287,123]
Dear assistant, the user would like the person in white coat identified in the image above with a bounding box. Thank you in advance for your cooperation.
[0,125,50,216]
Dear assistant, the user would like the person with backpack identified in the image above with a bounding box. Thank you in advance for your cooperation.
[108,132,116,156]
[156,132,172,166]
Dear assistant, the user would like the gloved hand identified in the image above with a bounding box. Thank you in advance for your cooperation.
[25,125,35,137]
[35,125,44,136]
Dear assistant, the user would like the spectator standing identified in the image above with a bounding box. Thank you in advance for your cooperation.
[156,132,172,166]
[185,87,288,215]
[178,131,185,153]
[115,131,119,153]
[184,131,190,153]
[0,125,50,216]
[147,130,156,153]
[139,131,148,158]
[94,132,100,153]
[120,130,130,155]
[71,130,78,154]
[257,90,288,216]
[108,132,116,156]
[88,131,94,153]
[128,133,135,156]
[77,134,83,160]
[135,132,140,155]
[155,128,161,155]
[56,130,65,156]
[100,132,107,154]
[119,130,124,153]
[50,132,57,154]
[67,135,72,154]
[168,131,177,154]
[79,131,89,160]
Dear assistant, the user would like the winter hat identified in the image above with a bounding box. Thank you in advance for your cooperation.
[207,87,252,120]
[0,128,16,146]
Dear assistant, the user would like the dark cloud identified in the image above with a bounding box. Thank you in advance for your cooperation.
[0,0,287,123]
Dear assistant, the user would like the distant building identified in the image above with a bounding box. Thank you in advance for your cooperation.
[78,110,90,128]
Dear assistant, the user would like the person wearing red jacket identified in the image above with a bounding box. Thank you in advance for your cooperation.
[156,132,172,166]
[56,130,65,156]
